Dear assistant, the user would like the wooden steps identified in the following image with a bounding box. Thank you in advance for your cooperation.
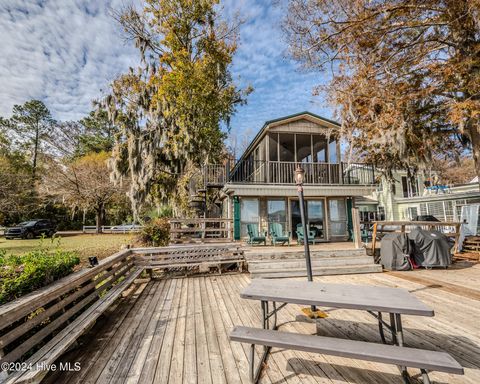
[246,248,382,278]
[457,236,480,261]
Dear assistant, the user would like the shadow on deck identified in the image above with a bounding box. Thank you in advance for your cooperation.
[42,271,480,384]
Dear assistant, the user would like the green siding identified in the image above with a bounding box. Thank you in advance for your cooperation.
[233,196,241,240]
[346,198,353,240]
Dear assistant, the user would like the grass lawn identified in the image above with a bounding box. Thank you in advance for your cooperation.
[0,233,136,267]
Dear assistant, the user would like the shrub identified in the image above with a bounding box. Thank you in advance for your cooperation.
[0,246,80,305]
[137,218,170,246]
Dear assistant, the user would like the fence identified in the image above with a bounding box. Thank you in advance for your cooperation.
[82,225,143,234]
[169,218,234,243]
[371,220,462,253]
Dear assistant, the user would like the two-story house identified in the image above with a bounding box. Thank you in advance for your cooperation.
[219,112,377,242]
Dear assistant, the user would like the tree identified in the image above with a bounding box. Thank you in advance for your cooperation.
[47,152,127,233]
[431,156,477,185]
[104,0,251,218]
[0,130,33,224]
[283,1,480,182]
[0,100,55,182]
[76,109,118,156]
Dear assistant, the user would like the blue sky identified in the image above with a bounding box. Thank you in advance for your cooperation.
[0,0,332,144]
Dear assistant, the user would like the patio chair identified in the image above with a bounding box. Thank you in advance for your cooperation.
[269,223,290,246]
[246,224,267,245]
[296,224,319,244]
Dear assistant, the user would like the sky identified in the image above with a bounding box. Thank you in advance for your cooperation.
[0,0,332,144]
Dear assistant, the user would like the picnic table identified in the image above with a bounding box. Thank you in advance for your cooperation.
[231,279,463,384]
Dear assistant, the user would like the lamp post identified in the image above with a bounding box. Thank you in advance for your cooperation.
[295,166,317,315]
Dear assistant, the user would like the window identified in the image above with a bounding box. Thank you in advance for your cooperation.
[401,176,409,197]
[328,198,347,236]
[296,134,312,163]
[401,176,419,197]
[378,206,386,221]
[240,198,259,237]
[268,133,278,161]
[307,200,325,239]
[267,199,287,232]
[279,133,295,161]
[407,207,418,220]
[328,139,338,163]
[313,135,327,162]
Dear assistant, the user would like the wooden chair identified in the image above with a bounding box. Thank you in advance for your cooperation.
[296,224,319,244]
[246,224,267,246]
[269,223,290,246]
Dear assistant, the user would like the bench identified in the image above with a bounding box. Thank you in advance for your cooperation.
[230,326,464,384]
[0,249,142,384]
[133,244,245,275]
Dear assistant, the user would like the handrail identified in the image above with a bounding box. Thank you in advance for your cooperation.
[169,218,234,243]
[228,160,376,185]
[0,249,136,366]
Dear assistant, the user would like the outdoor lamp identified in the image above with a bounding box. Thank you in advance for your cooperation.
[294,166,327,320]
[295,166,305,186]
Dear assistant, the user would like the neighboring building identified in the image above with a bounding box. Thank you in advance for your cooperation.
[356,171,480,223]
[218,112,377,241]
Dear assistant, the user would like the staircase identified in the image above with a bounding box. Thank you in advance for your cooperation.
[246,248,382,279]
[457,236,480,261]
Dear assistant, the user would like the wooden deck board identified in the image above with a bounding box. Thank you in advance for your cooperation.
[45,270,480,384]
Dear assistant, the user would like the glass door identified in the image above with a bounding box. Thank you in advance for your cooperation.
[290,199,325,240]
[240,198,259,238]
[307,200,325,240]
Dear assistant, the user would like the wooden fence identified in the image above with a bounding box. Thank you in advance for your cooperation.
[371,221,462,253]
[82,225,143,234]
[169,218,234,244]
[0,249,141,383]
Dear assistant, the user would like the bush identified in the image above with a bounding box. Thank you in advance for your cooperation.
[0,245,80,305]
[137,218,170,246]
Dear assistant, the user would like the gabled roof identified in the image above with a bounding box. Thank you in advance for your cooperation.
[264,111,340,128]
[236,111,340,162]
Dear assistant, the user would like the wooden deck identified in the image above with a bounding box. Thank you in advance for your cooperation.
[44,265,480,384]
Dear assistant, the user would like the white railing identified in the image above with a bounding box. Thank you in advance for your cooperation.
[82,225,143,234]
[0,227,5,236]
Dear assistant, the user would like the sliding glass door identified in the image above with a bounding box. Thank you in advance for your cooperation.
[290,199,325,240]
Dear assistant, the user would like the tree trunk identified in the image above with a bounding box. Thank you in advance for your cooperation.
[467,124,480,192]
[95,203,104,234]
[32,121,40,183]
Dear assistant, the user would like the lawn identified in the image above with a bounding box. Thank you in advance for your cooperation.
[0,233,136,267]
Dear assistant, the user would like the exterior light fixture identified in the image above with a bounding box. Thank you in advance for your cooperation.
[295,166,326,319]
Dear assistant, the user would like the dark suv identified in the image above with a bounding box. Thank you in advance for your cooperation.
[4,220,56,239]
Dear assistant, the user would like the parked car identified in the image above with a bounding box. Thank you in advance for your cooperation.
[4,219,56,239]
[414,215,440,222]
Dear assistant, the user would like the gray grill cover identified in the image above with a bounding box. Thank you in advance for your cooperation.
[380,233,411,271]
[408,228,452,267]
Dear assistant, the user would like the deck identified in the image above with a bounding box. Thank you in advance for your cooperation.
[45,264,480,384]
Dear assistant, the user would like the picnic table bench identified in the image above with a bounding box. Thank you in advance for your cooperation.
[230,279,464,384]
[133,244,245,275]
[0,250,142,384]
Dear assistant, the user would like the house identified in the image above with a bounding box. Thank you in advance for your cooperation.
[356,171,480,227]
[218,112,377,242]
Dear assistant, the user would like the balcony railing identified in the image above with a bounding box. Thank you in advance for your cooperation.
[203,164,227,187]
[228,160,376,185]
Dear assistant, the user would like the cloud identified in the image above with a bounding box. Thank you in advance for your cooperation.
[222,0,333,146]
[0,0,333,142]
[0,0,139,121]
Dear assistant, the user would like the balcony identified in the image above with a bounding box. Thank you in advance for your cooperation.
[228,160,376,185]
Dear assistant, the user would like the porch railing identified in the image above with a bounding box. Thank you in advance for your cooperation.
[203,164,227,187]
[169,218,234,243]
[228,160,376,185]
